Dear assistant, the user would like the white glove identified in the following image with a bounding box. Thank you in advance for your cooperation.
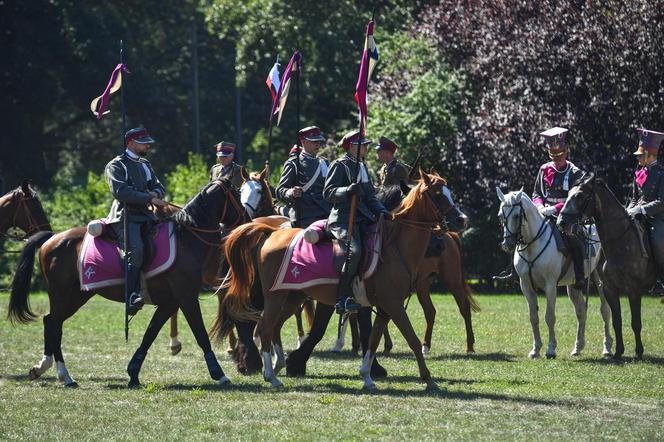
[538,205,557,217]
[627,206,645,217]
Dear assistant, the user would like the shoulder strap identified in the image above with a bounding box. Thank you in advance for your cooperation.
[301,160,323,192]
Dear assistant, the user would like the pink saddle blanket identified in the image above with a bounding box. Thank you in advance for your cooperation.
[78,222,177,291]
[270,220,382,292]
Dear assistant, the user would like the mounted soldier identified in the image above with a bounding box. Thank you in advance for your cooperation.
[276,126,332,228]
[532,127,586,289]
[323,130,390,314]
[627,128,664,279]
[209,141,248,190]
[104,126,166,315]
[375,136,409,187]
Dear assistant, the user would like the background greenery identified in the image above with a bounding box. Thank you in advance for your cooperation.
[3,0,664,285]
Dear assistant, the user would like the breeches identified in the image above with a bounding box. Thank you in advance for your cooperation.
[326,222,367,276]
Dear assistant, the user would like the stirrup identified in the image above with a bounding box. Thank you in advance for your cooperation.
[127,293,144,316]
[335,297,361,315]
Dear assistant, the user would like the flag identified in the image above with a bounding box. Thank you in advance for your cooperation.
[270,51,300,126]
[265,60,281,104]
[90,63,129,120]
[354,20,379,129]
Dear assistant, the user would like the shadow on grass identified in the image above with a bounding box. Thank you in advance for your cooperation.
[312,350,517,363]
[581,355,664,366]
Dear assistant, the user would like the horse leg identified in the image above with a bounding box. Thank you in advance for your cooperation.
[286,303,334,377]
[227,329,238,354]
[168,313,182,356]
[593,271,613,357]
[350,313,361,354]
[566,286,587,356]
[382,323,393,356]
[233,320,262,375]
[383,302,437,391]
[259,293,287,387]
[359,312,389,391]
[294,304,305,349]
[604,285,624,359]
[628,294,643,359]
[331,313,347,352]
[127,302,179,388]
[416,282,436,356]
[179,297,230,385]
[544,284,558,359]
[357,307,387,379]
[273,292,305,375]
[521,283,542,359]
[28,315,55,381]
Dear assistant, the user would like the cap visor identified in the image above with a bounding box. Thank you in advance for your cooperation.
[134,136,155,144]
[304,135,325,141]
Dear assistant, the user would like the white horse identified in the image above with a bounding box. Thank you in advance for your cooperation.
[496,188,612,358]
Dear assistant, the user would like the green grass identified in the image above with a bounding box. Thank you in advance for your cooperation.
[1,292,663,440]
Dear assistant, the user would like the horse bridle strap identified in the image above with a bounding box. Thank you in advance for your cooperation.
[6,193,51,239]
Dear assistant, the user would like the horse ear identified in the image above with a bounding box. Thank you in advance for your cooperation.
[399,180,411,195]
[21,179,32,195]
[496,187,507,203]
[259,166,268,181]
[419,168,432,186]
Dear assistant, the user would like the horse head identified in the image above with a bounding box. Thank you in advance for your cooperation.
[179,179,247,229]
[496,187,538,253]
[241,168,274,219]
[557,173,596,234]
[397,169,468,231]
[3,180,51,235]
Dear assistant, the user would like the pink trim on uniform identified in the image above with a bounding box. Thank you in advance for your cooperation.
[533,197,544,206]
[554,202,564,213]
[635,168,648,188]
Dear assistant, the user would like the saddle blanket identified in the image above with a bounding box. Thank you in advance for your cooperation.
[78,222,176,291]
[270,220,382,292]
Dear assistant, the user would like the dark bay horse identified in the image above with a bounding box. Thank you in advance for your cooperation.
[213,172,468,390]
[558,174,655,359]
[0,180,51,239]
[8,179,246,387]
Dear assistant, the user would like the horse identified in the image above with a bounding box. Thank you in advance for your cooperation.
[334,231,479,356]
[213,171,468,390]
[558,174,655,359]
[0,180,51,239]
[8,179,247,387]
[496,188,612,359]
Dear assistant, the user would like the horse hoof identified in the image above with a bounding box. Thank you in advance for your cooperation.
[28,367,41,381]
[270,379,284,388]
[425,383,440,393]
[570,350,581,357]
[170,343,182,356]
[546,353,556,359]
[466,349,476,355]
[635,353,643,361]
[383,347,392,356]
[128,378,141,389]
[612,353,623,361]
[528,352,540,359]
[351,345,360,355]
[602,351,613,358]
[371,362,388,379]
[362,382,377,391]
[286,363,306,377]
[218,376,232,386]
[422,345,430,357]
[64,381,79,389]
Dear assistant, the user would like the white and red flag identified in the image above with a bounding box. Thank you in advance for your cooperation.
[354,20,379,130]
[270,51,300,126]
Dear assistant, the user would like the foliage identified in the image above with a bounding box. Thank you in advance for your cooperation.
[1,293,663,439]
[164,152,210,205]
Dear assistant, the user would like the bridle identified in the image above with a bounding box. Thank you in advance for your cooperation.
[500,200,548,251]
[1,191,51,240]
[393,183,457,231]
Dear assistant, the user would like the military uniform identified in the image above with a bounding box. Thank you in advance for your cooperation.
[532,127,586,288]
[324,130,388,313]
[104,127,165,312]
[377,159,409,187]
[209,162,248,190]
[276,151,332,227]
[627,128,664,274]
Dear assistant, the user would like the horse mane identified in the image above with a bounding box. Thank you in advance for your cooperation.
[171,178,238,228]
[376,185,403,212]
[394,174,447,217]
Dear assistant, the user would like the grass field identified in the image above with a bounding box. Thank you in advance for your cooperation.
[1,292,663,440]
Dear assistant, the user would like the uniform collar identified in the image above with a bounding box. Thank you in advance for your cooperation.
[125,149,140,160]
[647,160,659,169]
[385,158,397,168]
[548,160,569,173]
[301,151,316,160]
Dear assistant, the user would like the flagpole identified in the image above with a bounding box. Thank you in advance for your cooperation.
[120,39,129,343]
[265,53,280,175]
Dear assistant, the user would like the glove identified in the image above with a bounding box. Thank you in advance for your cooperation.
[346,183,363,196]
[538,205,557,217]
[627,206,644,217]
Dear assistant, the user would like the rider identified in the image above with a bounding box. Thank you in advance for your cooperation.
[627,128,664,278]
[375,136,409,187]
[209,141,248,190]
[323,130,390,314]
[532,127,586,289]
[104,127,167,315]
[276,126,333,228]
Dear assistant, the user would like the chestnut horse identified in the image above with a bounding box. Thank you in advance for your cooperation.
[8,179,246,387]
[213,172,468,390]
[0,180,51,240]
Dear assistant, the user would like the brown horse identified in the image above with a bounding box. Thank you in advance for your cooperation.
[8,179,246,387]
[212,171,468,390]
[0,180,51,239]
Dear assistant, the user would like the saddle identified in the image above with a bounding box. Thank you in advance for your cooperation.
[78,221,177,292]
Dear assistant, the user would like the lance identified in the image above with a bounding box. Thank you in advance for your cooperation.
[265,54,280,176]
[407,149,426,181]
[293,50,302,227]
[119,39,130,343]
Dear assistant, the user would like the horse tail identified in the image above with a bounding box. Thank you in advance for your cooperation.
[209,223,277,342]
[8,231,53,324]
[448,232,480,313]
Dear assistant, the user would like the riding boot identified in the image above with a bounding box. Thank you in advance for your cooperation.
[568,236,586,290]
[335,270,361,314]
[126,266,144,316]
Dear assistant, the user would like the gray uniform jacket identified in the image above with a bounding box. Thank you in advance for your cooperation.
[323,155,386,227]
[209,162,248,190]
[104,153,166,224]
[276,152,333,226]
[628,161,664,220]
